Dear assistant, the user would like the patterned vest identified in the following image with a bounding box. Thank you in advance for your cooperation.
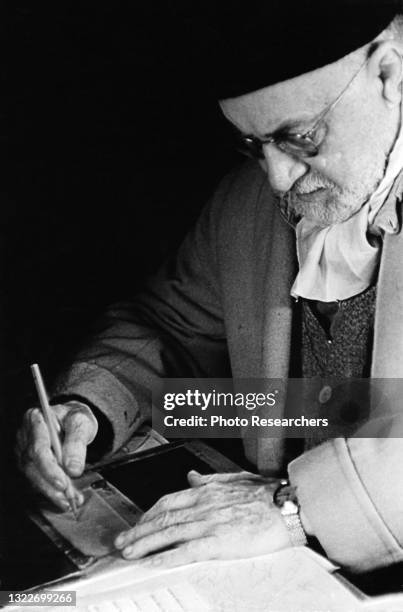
[286,286,377,454]
[301,285,377,378]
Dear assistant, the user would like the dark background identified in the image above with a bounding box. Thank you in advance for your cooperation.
[4,3,403,596]
[5,3,239,427]
[3,3,240,555]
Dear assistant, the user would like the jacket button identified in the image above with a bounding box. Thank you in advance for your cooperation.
[319,385,332,404]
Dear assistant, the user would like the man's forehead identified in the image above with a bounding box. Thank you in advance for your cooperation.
[219,55,363,134]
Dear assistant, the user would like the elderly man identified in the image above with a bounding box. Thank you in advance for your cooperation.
[16,1,403,573]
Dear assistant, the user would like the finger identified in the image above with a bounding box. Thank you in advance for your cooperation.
[134,537,216,569]
[115,503,209,549]
[138,487,200,523]
[188,470,260,487]
[26,409,68,491]
[61,409,97,476]
[187,470,204,487]
[24,461,72,511]
[25,458,84,510]
[66,481,85,508]
[26,408,49,447]
[138,478,259,532]
[120,521,206,560]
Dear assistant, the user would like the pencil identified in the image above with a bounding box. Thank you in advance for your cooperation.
[30,363,78,519]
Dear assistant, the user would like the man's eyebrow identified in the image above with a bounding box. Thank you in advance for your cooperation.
[231,116,313,139]
[260,118,312,139]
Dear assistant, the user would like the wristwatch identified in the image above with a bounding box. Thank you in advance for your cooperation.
[273,479,307,547]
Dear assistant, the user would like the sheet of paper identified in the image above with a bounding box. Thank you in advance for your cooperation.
[82,583,209,612]
[359,593,403,611]
[69,548,362,612]
[41,488,131,557]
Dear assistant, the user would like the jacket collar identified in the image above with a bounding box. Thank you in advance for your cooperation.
[372,170,403,377]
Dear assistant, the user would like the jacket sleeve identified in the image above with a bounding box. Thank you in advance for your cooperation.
[52,171,239,452]
[288,435,403,572]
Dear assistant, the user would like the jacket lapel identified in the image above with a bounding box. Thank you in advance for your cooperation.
[252,184,297,474]
[372,180,403,377]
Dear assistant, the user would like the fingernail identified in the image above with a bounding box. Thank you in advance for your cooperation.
[115,533,127,547]
[76,491,85,506]
[59,498,70,510]
[54,478,65,490]
[30,409,39,423]
[123,546,133,557]
[66,460,81,474]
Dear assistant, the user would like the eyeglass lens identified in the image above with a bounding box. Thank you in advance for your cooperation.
[237,133,319,159]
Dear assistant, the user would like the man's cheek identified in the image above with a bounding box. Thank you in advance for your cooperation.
[316,156,329,169]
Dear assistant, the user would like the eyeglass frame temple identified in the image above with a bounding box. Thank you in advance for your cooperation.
[301,56,369,140]
[238,56,370,156]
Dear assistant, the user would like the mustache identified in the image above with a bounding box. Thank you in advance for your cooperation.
[274,172,341,227]
[273,172,338,199]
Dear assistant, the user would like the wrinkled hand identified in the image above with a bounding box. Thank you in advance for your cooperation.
[16,401,98,510]
[114,471,292,568]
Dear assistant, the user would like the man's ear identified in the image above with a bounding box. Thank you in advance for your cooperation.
[368,40,403,107]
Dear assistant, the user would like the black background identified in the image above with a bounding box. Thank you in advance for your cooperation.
[5,3,239,428]
[4,3,403,596]
[3,3,240,555]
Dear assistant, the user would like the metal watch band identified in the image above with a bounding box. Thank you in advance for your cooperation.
[282,511,308,547]
[273,480,308,547]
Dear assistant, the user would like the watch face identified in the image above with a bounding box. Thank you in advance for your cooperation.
[273,483,299,508]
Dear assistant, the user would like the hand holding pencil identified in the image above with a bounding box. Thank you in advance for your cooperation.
[15,365,99,513]
[30,364,81,517]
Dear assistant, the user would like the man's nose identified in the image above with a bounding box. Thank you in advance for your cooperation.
[260,144,309,193]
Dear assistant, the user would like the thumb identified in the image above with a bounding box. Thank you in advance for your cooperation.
[187,470,205,487]
[56,403,98,477]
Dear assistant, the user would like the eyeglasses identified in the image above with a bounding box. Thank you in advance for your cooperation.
[236,57,368,160]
